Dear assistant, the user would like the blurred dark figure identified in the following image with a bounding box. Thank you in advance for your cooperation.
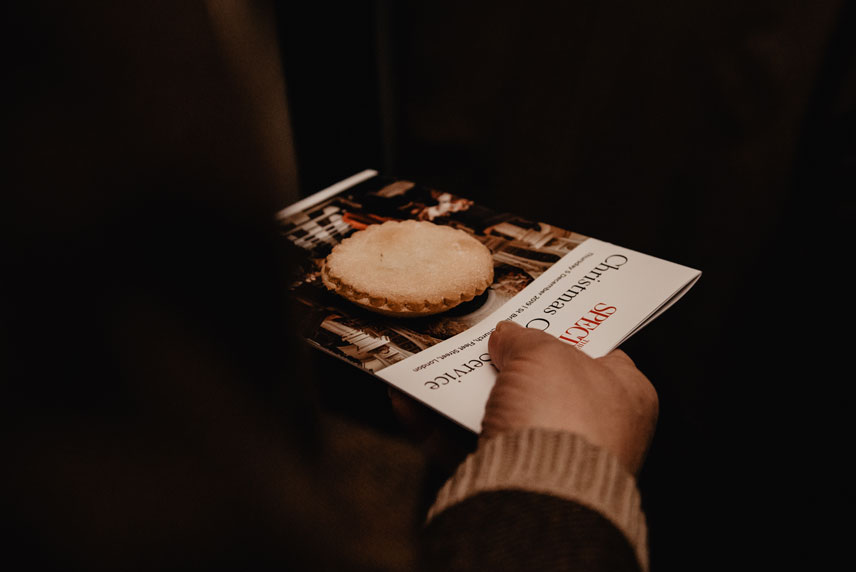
[2,2,427,570]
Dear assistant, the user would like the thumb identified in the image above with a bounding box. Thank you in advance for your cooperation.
[488,320,543,370]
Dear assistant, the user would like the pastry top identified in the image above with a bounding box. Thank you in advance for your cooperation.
[321,220,494,317]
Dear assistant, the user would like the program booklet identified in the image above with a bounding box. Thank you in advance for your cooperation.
[278,170,701,432]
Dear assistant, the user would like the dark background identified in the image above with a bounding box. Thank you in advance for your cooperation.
[277,1,853,569]
[3,1,851,570]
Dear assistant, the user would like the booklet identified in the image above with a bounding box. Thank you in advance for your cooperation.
[278,170,701,433]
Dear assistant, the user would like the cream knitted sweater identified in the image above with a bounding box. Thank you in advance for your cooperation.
[428,427,649,571]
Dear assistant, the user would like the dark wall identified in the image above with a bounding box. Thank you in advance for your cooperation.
[278,1,854,569]
[275,2,387,194]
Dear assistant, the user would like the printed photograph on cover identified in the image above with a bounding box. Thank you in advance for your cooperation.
[279,176,588,373]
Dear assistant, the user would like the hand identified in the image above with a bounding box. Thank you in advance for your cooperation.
[485,321,658,474]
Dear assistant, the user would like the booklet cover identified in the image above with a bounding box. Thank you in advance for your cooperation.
[278,170,701,432]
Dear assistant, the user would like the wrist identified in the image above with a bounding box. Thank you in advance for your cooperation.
[430,427,649,571]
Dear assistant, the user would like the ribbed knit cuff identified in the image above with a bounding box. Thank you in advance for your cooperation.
[427,428,648,571]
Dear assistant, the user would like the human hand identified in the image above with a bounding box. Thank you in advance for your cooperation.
[484,320,658,474]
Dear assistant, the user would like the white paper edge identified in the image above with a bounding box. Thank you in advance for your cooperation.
[276,169,379,219]
[613,271,702,348]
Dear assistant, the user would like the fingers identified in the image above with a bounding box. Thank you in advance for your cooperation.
[484,320,659,473]
[490,322,639,381]
[598,349,657,406]
[598,348,636,368]
[603,347,632,363]
[488,320,560,370]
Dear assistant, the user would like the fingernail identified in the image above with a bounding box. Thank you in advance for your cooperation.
[495,320,521,332]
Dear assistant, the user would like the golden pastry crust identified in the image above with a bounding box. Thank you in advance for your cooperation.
[322,220,494,317]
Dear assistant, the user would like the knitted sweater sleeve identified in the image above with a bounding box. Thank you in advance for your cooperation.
[422,428,648,571]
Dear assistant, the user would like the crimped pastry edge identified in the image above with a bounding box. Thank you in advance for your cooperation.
[319,220,494,317]
[321,260,493,317]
